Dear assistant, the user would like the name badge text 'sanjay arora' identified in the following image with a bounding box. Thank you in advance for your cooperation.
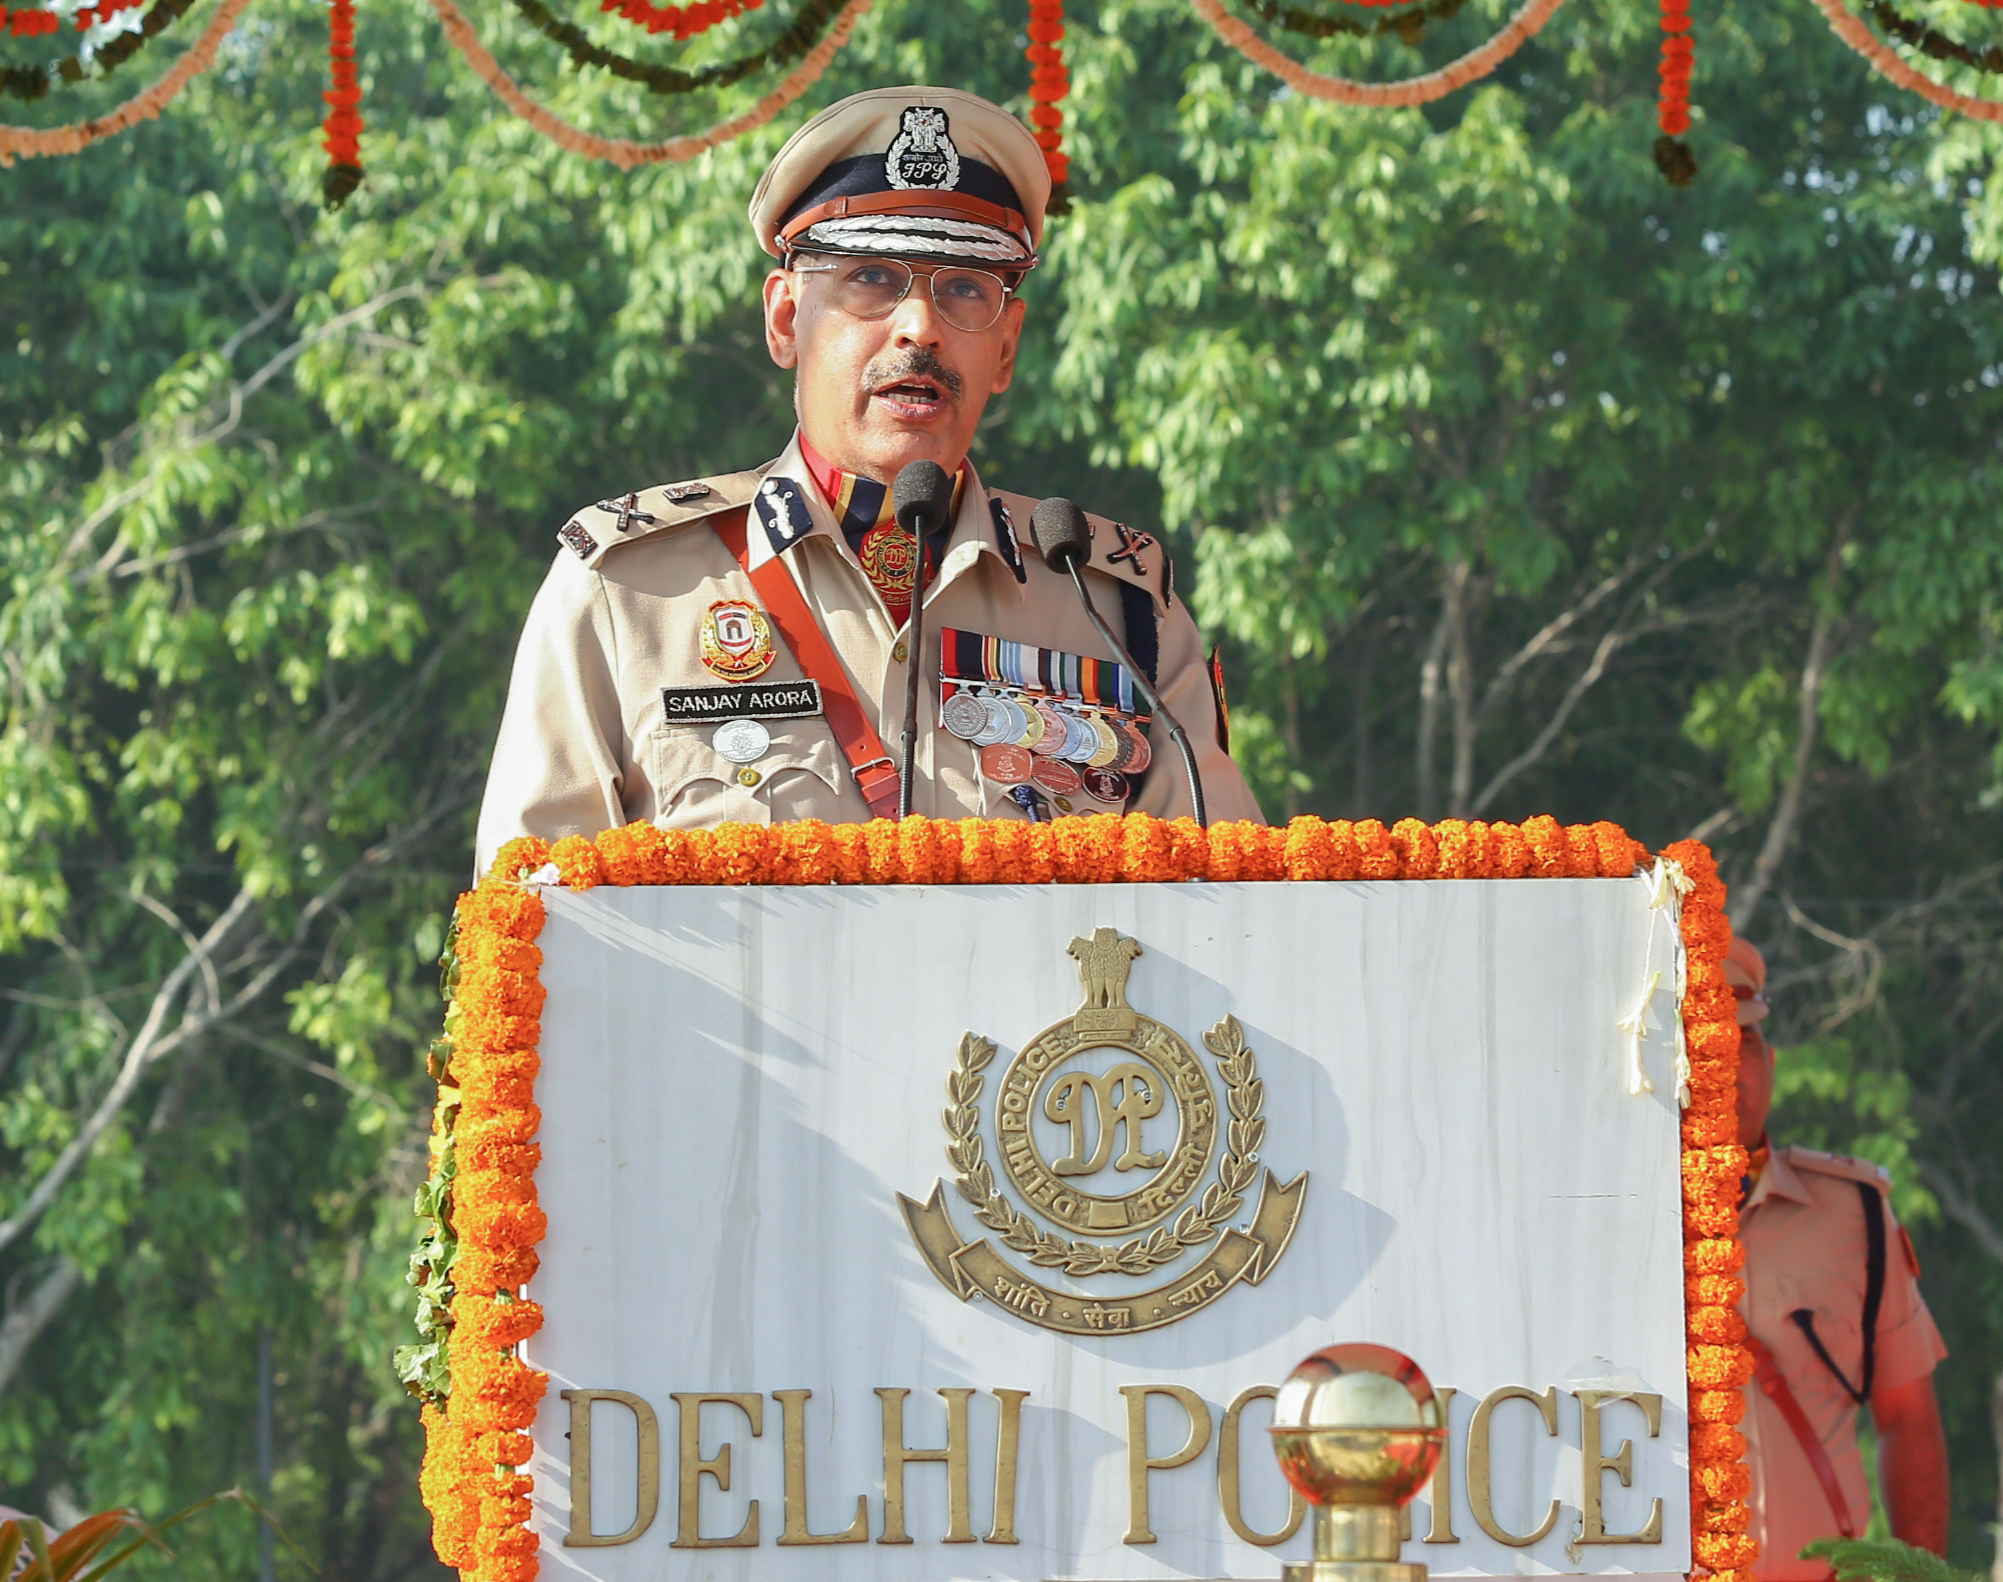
[473,86,1261,873]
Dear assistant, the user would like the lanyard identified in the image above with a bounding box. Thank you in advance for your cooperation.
[711,508,901,820]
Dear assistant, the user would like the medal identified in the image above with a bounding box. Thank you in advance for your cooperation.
[1031,756,1082,796]
[942,690,988,740]
[713,718,771,764]
[1118,718,1152,774]
[700,600,776,681]
[1030,701,1069,755]
[1083,767,1131,804]
[1014,703,1045,749]
[1058,713,1097,763]
[981,743,1034,785]
[973,696,1016,748]
[1085,715,1121,767]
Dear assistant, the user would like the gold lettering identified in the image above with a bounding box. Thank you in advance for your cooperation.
[876,1387,975,1545]
[1575,1391,1664,1545]
[1465,1385,1560,1547]
[1120,1384,1213,1544]
[669,1392,761,1549]
[1217,1386,1304,1547]
[560,1389,660,1548]
[1423,1387,1459,1543]
[1081,1304,1131,1331]
[987,1389,1029,1545]
[771,1389,868,1546]
[1047,1064,1168,1176]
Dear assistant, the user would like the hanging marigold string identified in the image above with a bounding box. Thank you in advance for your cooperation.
[1655,0,1697,185]
[1026,0,1070,202]
[322,0,362,208]
[3,0,194,104]
[1189,0,1568,107]
[599,0,757,39]
[0,0,250,162]
[1807,0,2003,119]
[507,0,844,94]
[1864,0,2003,70]
[1241,0,1471,43]
[3,7,62,35]
[426,0,869,169]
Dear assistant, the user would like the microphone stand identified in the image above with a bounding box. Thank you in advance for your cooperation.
[1060,562,1208,829]
[899,535,927,819]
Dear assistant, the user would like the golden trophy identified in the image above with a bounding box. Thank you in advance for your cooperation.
[1270,1343,1447,1582]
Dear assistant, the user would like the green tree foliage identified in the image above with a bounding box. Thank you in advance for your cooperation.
[3,0,2003,1571]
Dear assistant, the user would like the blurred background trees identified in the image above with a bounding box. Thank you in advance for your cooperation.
[2,0,2002,1572]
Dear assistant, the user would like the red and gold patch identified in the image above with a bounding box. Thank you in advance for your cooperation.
[700,599,776,681]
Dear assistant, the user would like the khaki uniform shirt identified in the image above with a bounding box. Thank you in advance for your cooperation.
[1739,1145,1946,1580]
[475,434,1262,872]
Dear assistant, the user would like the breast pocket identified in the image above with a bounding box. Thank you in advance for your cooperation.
[652,722,845,828]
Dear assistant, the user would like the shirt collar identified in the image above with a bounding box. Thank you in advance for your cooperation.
[1745,1141,1815,1212]
[752,431,1026,595]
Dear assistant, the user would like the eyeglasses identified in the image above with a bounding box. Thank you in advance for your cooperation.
[791,255,1016,334]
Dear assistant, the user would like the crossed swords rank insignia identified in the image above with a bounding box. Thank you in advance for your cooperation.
[899,929,1308,1335]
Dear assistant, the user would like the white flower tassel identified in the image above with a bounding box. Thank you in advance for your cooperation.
[1624,857,1695,1101]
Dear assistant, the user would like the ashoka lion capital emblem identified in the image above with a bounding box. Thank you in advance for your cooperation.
[899,929,1307,1335]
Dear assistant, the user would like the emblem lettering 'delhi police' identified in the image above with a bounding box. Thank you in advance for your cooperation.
[899,929,1307,1335]
[884,105,962,191]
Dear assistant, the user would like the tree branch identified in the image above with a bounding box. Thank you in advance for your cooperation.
[0,1258,82,1397]
[1919,1163,2003,1266]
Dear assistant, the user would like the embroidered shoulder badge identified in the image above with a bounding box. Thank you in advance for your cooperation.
[754,476,815,555]
[885,106,961,191]
[701,599,777,681]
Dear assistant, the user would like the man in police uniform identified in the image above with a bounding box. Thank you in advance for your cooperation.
[1731,937,1950,1576]
[475,86,1260,869]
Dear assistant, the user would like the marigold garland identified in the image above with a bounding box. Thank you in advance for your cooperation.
[1,0,193,105]
[1025,0,1070,199]
[1655,0,1698,185]
[506,0,845,96]
[1807,0,2003,121]
[321,0,362,208]
[414,814,1747,1579]
[1864,0,2003,71]
[1240,0,1472,43]
[600,0,757,39]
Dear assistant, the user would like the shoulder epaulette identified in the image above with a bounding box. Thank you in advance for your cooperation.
[555,468,767,571]
[1782,1146,1892,1191]
[984,487,1174,611]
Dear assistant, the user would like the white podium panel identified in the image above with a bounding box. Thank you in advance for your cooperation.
[524,879,1689,1582]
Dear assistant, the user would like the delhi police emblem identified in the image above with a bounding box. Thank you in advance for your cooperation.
[885,105,962,191]
[700,599,776,681]
[899,929,1307,1335]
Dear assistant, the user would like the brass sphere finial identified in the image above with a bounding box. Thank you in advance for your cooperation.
[1269,1344,1445,1582]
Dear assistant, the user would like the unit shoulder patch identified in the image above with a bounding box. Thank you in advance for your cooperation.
[555,468,766,569]
[1784,1146,1893,1191]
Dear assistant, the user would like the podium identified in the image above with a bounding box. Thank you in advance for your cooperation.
[411,816,1748,1582]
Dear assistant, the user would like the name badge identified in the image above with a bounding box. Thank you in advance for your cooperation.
[661,680,823,726]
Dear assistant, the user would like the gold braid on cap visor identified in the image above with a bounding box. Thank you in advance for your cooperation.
[791,212,1037,265]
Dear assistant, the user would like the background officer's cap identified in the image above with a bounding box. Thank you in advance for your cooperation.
[749,86,1050,271]
[1725,936,1771,1027]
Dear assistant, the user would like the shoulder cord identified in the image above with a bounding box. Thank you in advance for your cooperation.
[1787,1179,1887,1406]
[710,507,901,818]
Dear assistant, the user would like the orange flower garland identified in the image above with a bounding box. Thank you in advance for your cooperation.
[1662,837,1757,1582]
[321,0,363,208]
[1026,0,1070,196]
[1654,0,1698,185]
[598,0,757,36]
[418,814,1747,1579]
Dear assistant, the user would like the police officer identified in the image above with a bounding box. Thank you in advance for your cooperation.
[1731,937,1950,1577]
[475,86,1261,870]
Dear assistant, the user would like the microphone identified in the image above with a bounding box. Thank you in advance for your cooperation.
[1030,497,1209,829]
[892,460,956,819]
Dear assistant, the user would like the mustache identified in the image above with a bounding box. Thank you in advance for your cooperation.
[863,347,965,400]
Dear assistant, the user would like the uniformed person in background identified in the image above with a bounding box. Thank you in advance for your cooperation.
[1731,937,1951,1577]
[475,86,1260,870]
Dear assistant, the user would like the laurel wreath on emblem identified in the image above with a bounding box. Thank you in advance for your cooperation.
[944,1016,1265,1277]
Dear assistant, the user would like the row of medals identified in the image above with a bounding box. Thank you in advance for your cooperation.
[941,686,1150,807]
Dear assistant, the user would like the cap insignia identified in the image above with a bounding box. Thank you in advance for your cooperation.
[885,105,962,192]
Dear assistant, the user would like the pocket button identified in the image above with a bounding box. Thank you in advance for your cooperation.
[736,766,762,788]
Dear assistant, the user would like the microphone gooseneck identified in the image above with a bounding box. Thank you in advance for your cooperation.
[892,460,956,820]
[1030,497,1209,829]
